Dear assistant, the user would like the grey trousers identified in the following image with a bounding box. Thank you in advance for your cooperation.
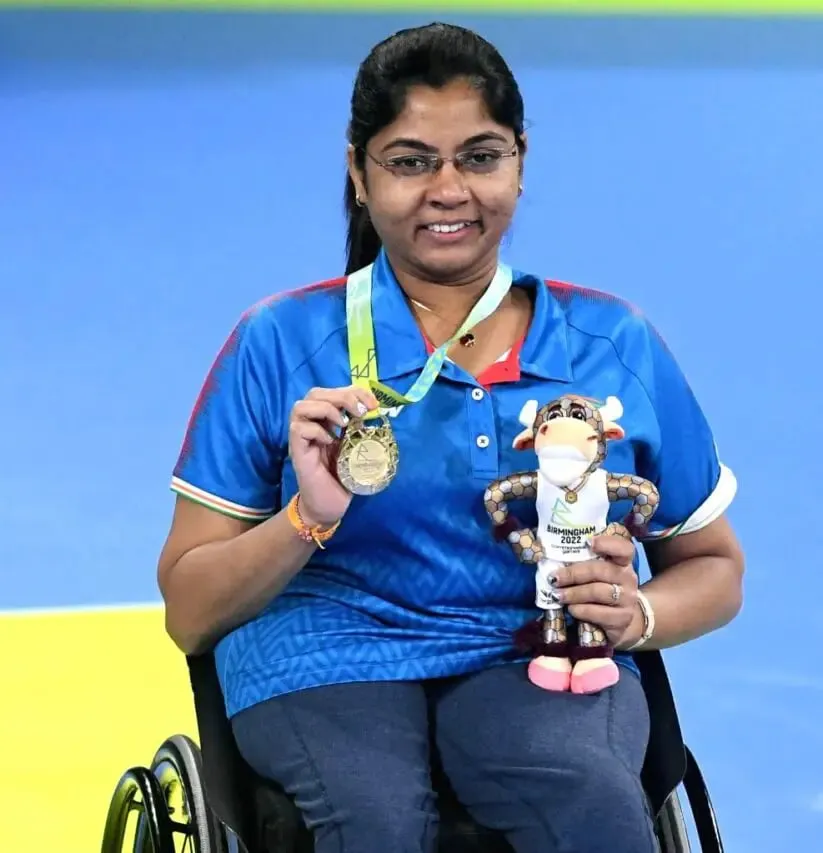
[231,663,658,853]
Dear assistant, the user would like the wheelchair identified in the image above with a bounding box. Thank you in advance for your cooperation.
[101,645,725,853]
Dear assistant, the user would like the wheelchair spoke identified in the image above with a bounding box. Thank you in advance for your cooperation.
[149,735,228,853]
[101,767,175,853]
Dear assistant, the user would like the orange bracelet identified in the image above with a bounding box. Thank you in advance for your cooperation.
[286,494,340,549]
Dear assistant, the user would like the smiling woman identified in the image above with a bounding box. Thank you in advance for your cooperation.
[338,32,532,381]
[345,79,524,283]
[157,21,744,853]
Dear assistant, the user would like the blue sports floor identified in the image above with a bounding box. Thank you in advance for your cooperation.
[2,10,822,852]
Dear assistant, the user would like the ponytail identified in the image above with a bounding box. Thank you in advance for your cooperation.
[344,172,382,275]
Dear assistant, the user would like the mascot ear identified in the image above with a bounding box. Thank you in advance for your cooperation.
[513,427,535,451]
[514,399,539,450]
[603,424,625,441]
[599,396,625,441]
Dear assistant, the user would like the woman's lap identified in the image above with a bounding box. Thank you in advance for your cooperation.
[432,664,657,853]
[230,665,657,853]
[231,680,438,853]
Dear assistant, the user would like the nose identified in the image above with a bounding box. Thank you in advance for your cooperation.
[426,162,469,207]
[543,419,588,442]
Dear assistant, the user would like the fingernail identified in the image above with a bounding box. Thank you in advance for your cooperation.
[341,413,350,425]
[356,402,368,415]
[550,590,564,603]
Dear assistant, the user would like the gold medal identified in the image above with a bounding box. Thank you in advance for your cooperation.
[336,415,399,496]
[564,473,590,505]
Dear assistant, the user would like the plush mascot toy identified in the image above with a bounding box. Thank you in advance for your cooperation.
[484,394,660,695]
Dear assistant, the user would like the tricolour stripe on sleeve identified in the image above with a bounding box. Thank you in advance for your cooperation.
[170,477,273,522]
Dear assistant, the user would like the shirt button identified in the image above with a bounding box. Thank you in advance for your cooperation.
[471,388,485,401]
[476,435,490,448]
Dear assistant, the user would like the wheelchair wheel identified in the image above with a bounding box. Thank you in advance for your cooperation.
[149,734,227,853]
[655,790,691,853]
[101,766,175,853]
[683,747,724,853]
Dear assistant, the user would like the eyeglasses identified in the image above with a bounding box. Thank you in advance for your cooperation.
[363,145,519,179]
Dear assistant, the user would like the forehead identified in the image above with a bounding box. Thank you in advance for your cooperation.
[536,396,600,427]
[556,396,594,411]
[371,78,505,148]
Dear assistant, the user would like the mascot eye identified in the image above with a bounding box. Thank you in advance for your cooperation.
[547,409,564,420]
[570,406,586,420]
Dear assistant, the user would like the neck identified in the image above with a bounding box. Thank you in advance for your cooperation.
[391,253,502,323]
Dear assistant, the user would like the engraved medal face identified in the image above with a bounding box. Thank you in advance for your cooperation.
[336,416,399,496]
[346,437,390,486]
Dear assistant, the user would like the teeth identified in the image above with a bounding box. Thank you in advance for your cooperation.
[428,222,471,233]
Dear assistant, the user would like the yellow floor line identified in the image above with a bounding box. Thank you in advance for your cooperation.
[0,606,197,853]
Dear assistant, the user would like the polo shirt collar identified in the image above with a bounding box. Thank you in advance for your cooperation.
[368,249,574,383]
[515,271,574,383]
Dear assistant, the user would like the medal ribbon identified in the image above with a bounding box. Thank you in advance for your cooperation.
[346,256,513,414]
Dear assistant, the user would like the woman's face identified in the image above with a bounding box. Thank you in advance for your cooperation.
[348,78,524,284]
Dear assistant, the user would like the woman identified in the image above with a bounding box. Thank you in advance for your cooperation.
[158,22,744,853]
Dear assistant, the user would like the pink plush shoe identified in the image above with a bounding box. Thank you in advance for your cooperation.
[570,659,620,694]
[528,657,572,692]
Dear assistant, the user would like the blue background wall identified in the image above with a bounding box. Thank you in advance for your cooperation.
[2,10,822,852]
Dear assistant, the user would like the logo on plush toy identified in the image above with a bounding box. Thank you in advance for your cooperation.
[484,394,660,695]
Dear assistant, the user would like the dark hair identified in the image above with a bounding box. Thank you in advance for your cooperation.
[344,22,526,274]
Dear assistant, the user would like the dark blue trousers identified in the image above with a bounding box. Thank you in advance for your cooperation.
[231,663,658,853]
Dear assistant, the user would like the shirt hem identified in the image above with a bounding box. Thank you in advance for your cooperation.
[222,651,640,718]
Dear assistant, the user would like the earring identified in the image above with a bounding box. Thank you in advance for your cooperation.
[518,182,524,196]
[355,195,365,207]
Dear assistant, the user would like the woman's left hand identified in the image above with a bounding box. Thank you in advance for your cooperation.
[551,534,642,650]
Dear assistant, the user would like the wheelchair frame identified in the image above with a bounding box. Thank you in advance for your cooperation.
[101,648,725,853]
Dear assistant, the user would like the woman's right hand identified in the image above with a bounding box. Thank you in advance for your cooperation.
[288,385,380,528]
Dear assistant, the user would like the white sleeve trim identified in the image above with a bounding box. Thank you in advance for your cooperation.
[641,463,737,541]
[679,462,737,535]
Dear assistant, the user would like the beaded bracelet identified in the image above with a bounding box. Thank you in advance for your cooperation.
[286,494,340,550]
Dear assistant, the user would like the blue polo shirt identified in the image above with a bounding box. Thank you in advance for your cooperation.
[171,249,736,718]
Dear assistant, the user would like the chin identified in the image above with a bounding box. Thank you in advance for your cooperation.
[415,245,493,284]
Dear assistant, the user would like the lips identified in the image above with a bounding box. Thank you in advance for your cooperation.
[418,220,482,245]
[423,220,476,234]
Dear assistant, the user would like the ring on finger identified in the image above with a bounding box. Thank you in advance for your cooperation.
[610,583,622,603]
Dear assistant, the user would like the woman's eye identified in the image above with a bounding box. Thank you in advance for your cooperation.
[387,156,431,174]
